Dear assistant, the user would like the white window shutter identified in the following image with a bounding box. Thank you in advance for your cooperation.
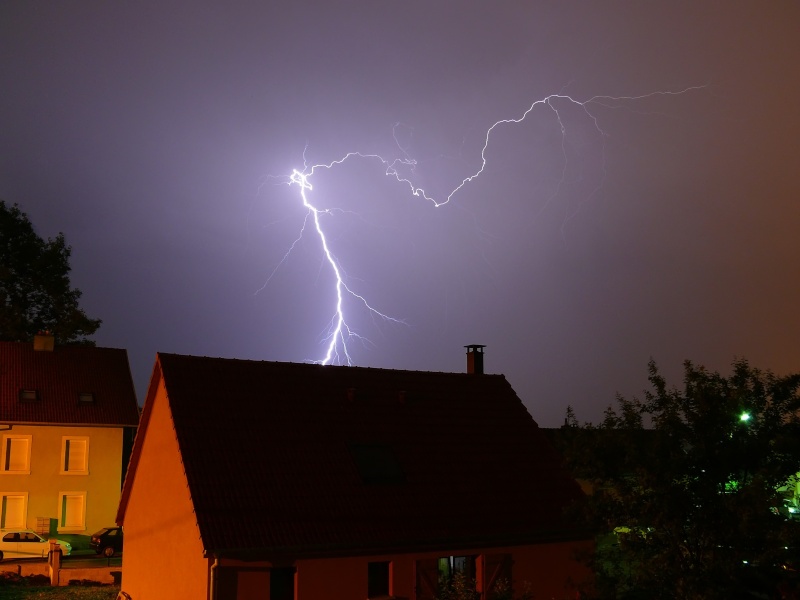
[6,438,29,472]
[65,439,88,472]
[61,494,85,529]
[1,495,26,529]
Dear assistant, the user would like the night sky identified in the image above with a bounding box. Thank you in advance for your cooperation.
[2,2,798,427]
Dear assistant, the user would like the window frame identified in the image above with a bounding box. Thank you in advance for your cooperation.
[349,443,406,485]
[1,435,32,474]
[18,389,39,402]
[60,436,90,475]
[0,492,29,529]
[57,491,87,532]
[438,555,476,581]
[77,392,95,404]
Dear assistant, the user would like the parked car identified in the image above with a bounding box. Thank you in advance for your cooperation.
[89,527,123,557]
[0,529,72,561]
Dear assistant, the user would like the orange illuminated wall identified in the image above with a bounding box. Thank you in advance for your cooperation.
[119,378,209,599]
[292,540,592,600]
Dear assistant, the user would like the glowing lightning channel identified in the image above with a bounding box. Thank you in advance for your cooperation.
[287,168,403,365]
[274,85,707,365]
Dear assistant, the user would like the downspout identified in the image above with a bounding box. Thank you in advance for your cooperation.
[209,556,220,600]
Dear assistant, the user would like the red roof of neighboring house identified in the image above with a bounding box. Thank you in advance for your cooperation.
[0,341,140,427]
[119,353,586,558]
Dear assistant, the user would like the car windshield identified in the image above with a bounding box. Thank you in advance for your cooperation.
[92,528,111,537]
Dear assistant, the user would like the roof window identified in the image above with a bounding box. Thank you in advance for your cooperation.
[18,389,39,402]
[78,392,95,404]
[350,443,406,485]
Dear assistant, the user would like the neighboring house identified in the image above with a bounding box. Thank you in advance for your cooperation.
[117,348,592,600]
[0,333,140,535]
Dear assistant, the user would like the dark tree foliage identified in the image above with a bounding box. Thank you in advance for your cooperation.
[563,359,800,600]
[0,201,101,344]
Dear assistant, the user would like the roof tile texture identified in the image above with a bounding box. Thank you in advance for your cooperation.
[151,353,584,556]
[0,341,140,426]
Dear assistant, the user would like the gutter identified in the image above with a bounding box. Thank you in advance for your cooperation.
[209,556,219,600]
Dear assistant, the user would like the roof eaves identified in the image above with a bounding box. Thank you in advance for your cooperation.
[1,420,139,428]
[116,356,162,525]
[206,528,595,561]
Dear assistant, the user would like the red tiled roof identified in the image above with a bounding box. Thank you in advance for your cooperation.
[0,341,140,426]
[122,353,586,557]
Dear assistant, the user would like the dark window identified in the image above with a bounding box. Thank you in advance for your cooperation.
[217,567,271,600]
[415,559,440,600]
[216,568,237,600]
[271,567,295,600]
[18,389,38,402]
[368,561,390,598]
[350,444,406,485]
[484,554,513,597]
[78,392,95,403]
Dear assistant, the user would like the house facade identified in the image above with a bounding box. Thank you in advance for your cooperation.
[0,334,140,535]
[118,351,593,600]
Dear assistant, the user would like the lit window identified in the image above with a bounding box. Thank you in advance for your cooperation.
[0,493,28,529]
[438,555,476,582]
[61,438,89,474]
[1,435,32,474]
[18,389,38,402]
[58,492,86,531]
[415,557,478,599]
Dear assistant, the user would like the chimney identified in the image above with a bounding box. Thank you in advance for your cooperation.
[34,331,55,352]
[465,344,486,375]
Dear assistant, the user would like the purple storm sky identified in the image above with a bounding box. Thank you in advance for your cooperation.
[2,2,799,427]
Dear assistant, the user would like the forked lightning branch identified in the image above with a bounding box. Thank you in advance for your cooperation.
[269,86,706,365]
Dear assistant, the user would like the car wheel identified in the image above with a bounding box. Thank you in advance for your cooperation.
[103,546,115,558]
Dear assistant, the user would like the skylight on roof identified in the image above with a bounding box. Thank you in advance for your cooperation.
[18,389,39,402]
[350,443,406,485]
[78,392,95,404]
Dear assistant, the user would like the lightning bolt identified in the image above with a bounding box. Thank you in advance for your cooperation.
[268,85,707,365]
[286,168,404,365]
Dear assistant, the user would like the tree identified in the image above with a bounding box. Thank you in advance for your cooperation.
[562,359,800,599]
[0,201,101,344]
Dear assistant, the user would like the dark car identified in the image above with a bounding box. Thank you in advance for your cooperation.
[89,527,123,557]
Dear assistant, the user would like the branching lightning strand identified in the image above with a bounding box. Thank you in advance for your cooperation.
[267,85,706,365]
